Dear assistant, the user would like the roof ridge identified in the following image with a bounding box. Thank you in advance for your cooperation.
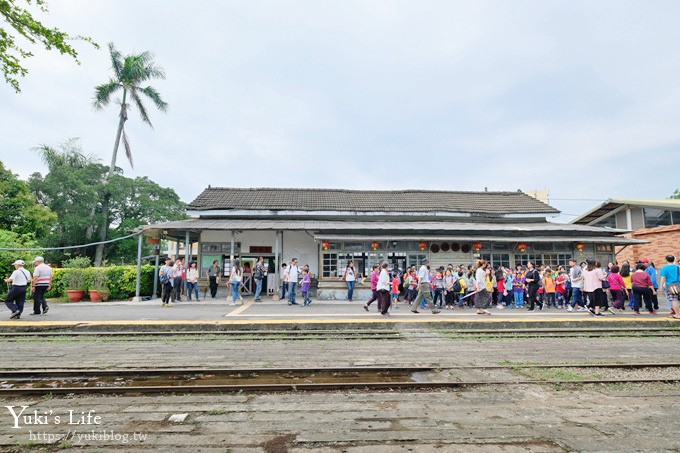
[204,187,528,195]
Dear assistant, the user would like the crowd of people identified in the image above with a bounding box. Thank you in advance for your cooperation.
[357,255,680,318]
[6,253,678,320]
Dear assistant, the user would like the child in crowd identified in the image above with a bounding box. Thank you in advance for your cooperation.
[391,273,400,309]
[456,271,467,308]
[513,271,526,308]
[301,268,312,306]
[542,268,557,308]
[432,269,445,309]
[555,271,567,308]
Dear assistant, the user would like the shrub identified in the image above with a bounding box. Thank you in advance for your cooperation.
[44,265,156,300]
[62,256,91,268]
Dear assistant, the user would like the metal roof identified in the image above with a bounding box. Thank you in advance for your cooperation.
[572,198,680,225]
[187,187,560,215]
[142,218,627,237]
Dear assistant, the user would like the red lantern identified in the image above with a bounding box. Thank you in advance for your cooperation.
[517,243,527,253]
[371,241,379,251]
[472,242,482,251]
[575,243,585,252]
[322,241,330,250]
[419,241,427,251]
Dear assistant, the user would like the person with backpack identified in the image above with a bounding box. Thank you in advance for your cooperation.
[253,257,266,302]
[159,257,175,307]
[660,255,680,318]
[4,260,32,319]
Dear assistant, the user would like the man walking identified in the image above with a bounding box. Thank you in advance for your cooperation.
[411,258,440,315]
[287,258,300,305]
[253,257,266,302]
[31,256,52,315]
[159,257,174,307]
[660,255,680,318]
[567,259,586,312]
[4,260,32,319]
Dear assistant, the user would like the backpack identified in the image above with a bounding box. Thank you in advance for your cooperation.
[452,278,462,293]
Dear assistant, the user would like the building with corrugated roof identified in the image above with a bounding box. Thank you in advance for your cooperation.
[571,198,680,266]
[142,187,644,299]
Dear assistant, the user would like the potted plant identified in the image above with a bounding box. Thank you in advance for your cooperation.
[63,270,86,302]
[88,270,109,302]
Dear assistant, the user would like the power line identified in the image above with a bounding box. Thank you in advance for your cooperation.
[0,231,142,251]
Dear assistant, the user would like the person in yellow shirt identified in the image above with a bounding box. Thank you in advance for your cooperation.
[542,267,557,308]
[456,271,467,308]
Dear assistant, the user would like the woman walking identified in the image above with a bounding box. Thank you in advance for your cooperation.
[525,262,542,311]
[228,259,243,306]
[607,265,626,311]
[474,260,491,315]
[583,259,606,316]
[341,261,357,302]
[631,263,656,315]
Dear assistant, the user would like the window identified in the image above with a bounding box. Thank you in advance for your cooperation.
[481,253,510,268]
[322,253,338,278]
[594,216,617,229]
[515,253,571,268]
[644,209,672,228]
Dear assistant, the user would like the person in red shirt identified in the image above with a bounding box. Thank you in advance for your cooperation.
[631,263,656,315]
[607,265,626,310]
[555,271,567,308]
[391,274,400,309]
[363,264,381,312]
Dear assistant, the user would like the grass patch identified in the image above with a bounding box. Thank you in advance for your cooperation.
[207,408,227,415]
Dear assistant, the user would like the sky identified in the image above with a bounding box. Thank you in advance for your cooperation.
[1,0,679,223]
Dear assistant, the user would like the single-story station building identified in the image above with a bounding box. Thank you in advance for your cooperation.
[141,187,645,299]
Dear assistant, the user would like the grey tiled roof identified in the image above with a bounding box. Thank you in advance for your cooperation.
[187,187,560,215]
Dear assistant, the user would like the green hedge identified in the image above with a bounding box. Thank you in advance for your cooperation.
[45,265,156,301]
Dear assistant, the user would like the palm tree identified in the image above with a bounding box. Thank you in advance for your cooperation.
[92,43,168,266]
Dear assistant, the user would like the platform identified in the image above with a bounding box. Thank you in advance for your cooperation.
[1,296,678,330]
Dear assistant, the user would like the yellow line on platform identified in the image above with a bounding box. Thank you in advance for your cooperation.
[0,316,677,327]
[224,301,253,317]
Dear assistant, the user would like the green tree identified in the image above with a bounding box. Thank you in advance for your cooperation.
[92,42,168,266]
[0,229,36,297]
[106,175,186,264]
[0,159,56,238]
[1,0,97,92]
[29,139,107,263]
[29,139,185,265]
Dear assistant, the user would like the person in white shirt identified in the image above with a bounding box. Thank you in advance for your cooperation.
[4,260,32,319]
[186,262,200,301]
[31,256,52,315]
[376,263,392,316]
[286,258,300,305]
[341,261,357,302]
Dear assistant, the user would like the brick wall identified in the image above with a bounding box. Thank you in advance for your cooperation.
[615,224,680,266]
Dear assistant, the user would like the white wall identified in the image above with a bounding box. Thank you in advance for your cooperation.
[238,231,278,253]
[283,231,318,275]
[200,230,232,242]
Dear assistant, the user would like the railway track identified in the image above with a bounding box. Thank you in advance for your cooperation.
[2,363,680,396]
[440,327,680,338]
[0,326,678,340]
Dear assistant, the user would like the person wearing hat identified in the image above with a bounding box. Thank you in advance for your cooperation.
[411,258,440,315]
[31,256,52,315]
[4,260,32,319]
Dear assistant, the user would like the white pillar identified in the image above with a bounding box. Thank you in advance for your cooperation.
[134,233,143,301]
